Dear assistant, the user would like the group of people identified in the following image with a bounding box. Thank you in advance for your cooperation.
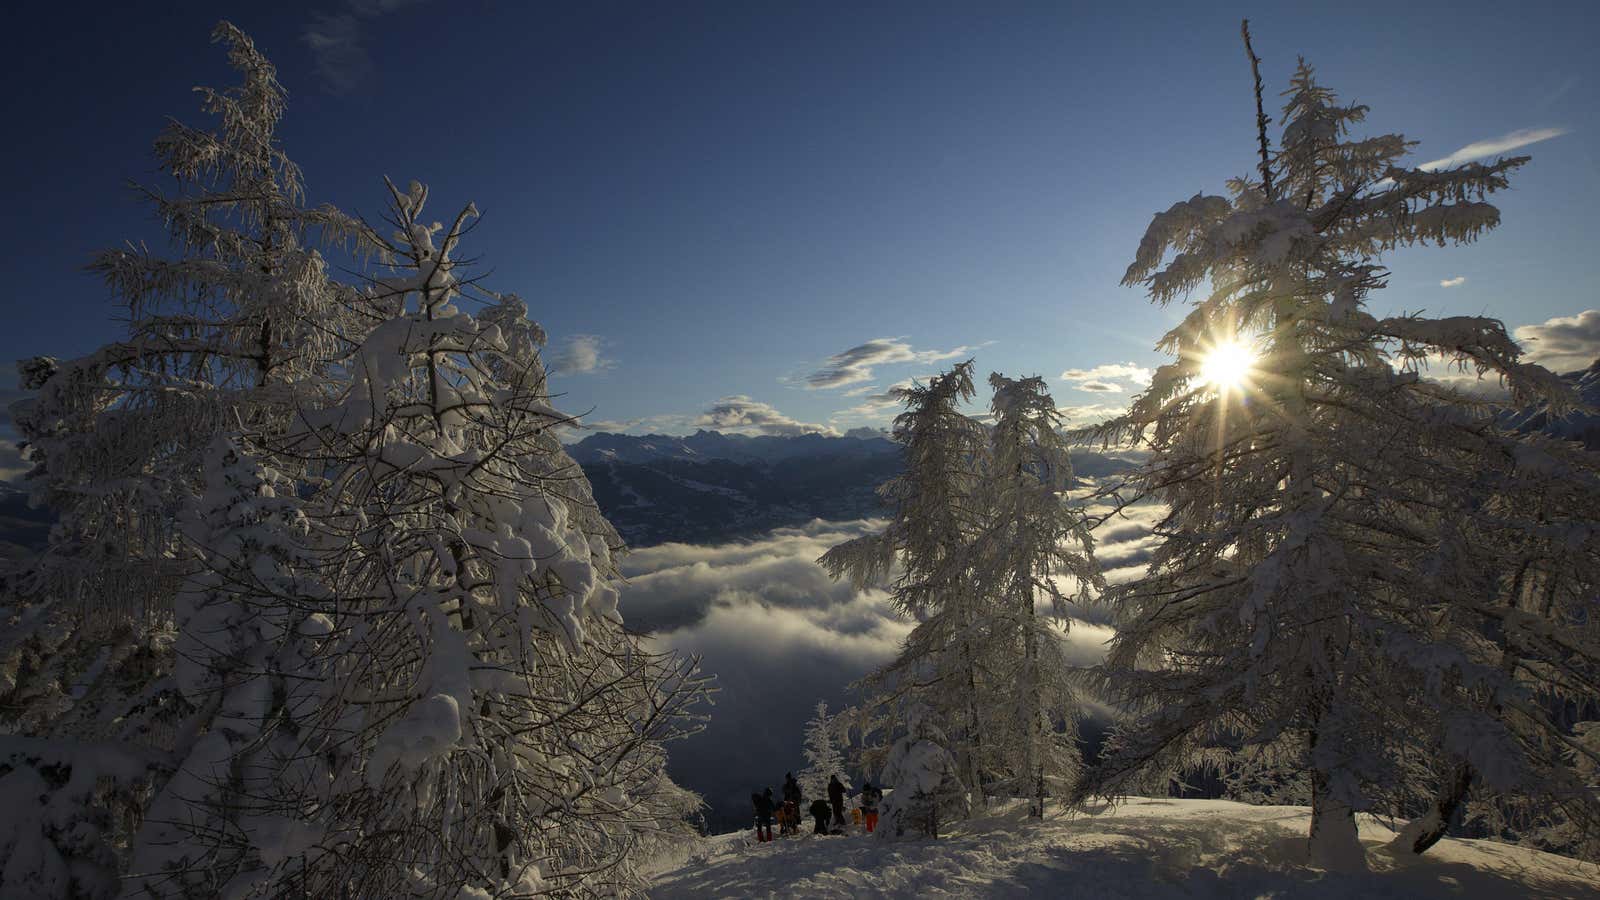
[751,773,883,843]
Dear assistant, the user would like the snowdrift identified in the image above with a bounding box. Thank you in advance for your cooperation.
[645,798,1600,898]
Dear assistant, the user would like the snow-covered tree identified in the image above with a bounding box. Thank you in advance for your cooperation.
[13,21,370,624]
[1385,423,1600,858]
[820,362,997,807]
[6,24,709,898]
[800,701,847,800]
[139,179,710,897]
[972,374,1104,817]
[1077,27,1588,872]
[126,438,334,896]
[1,25,374,898]
[876,705,969,839]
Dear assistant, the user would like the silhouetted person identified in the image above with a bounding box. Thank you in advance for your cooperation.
[828,774,846,832]
[752,788,777,843]
[809,797,832,835]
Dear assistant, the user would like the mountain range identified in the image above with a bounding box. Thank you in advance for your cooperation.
[1,359,1594,559]
[570,429,1145,546]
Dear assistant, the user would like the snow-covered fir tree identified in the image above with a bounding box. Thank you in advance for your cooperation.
[876,704,969,839]
[800,701,847,800]
[126,437,334,896]
[13,21,370,624]
[973,374,1104,817]
[1077,31,1593,872]
[820,361,992,808]
[3,25,709,899]
[112,178,716,898]
[1387,420,1600,859]
[156,179,709,897]
[2,26,373,897]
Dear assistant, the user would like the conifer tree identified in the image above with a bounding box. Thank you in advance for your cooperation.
[800,701,847,800]
[128,179,711,897]
[1078,25,1588,871]
[4,25,710,899]
[876,705,968,839]
[15,21,371,623]
[820,361,992,807]
[974,374,1103,817]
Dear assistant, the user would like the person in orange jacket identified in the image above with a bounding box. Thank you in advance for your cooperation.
[860,780,882,833]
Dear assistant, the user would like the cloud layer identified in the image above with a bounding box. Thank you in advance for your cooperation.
[1514,309,1600,374]
[625,495,1164,828]
[805,339,968,390]
[695,395,838,436]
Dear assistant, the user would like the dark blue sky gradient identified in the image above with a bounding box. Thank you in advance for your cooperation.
[4,1,1596,431]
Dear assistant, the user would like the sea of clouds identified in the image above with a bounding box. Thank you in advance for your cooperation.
[619,491,1165,829]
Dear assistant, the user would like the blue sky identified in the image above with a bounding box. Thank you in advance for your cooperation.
[3,0,1597,441]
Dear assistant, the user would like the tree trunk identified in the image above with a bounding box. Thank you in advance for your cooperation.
[1390,763,1473,855]
[1023,583,1044,818]
[964,644,986,810]
[1308,766,1367,871]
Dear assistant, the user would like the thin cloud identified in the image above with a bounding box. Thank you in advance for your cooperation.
[832,376,933,424]
[303,0,430,94]
[1057,402,1131,429]
[1419,127,1568,172]
[548,334,612,376]
[1060,362,1153,394]
[1439,276,1467,288]
[696,395,839,437]
[1514,309,1600,374]
[805,339,969,390]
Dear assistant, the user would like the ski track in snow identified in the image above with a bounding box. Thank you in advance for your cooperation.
[645,798,1600,899]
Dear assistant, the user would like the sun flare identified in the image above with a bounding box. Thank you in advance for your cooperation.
[1198,339,1257,391]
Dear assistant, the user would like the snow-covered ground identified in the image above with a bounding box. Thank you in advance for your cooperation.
[645,798,1600,898]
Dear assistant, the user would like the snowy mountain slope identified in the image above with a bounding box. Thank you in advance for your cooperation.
[1504,357,1600,450]
[644,798,1600,899]
[566,429,900,465]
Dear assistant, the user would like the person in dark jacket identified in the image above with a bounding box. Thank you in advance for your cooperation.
[809,797,833,835]
[827,775,846,832]
[752,788,777,843]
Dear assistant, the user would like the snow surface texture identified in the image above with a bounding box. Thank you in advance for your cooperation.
[645,798,1600,898]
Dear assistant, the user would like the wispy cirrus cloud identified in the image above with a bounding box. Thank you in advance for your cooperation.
[830,375,937,425]
[303,0,430,94]
[804,338,969,390]
[1060,362,1152,394]
[696,395,839,437]
[1419,127,1568,172]
[1439,276,1467,288]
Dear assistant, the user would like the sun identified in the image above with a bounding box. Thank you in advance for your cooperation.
[1198,338,1257,391]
